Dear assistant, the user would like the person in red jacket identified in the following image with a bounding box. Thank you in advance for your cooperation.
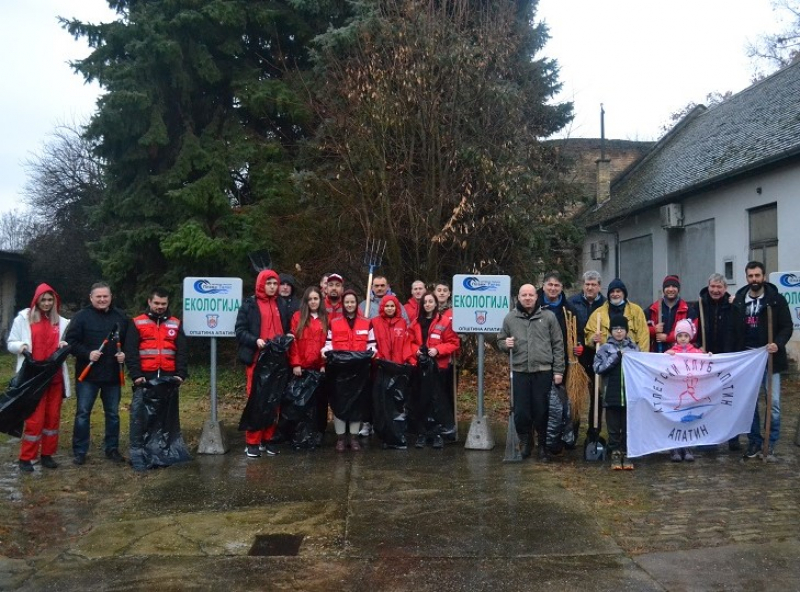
[412,292,461,448]
[323,289,377,451]
[404,280,426,321]
[235,269,285,458]
[7,284,70,472]
[371,294,418,364]
[289,287,328,376]
[648,275,693,352]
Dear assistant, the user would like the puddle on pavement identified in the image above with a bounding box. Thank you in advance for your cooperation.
[248,533,304,556]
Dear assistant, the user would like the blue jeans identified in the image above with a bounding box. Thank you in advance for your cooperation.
[72,381,121,457]
[748,368,781,448]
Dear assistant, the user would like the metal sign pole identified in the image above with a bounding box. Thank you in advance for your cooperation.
[476,334,485,418]
[210,336,218,424]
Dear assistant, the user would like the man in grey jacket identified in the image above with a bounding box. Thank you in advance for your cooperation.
[497,284,564,461]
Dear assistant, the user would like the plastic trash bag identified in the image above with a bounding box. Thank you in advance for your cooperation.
[325,350,373,423]
[278,369,322,449]
[0,346,71,437]
[129,377,192,471]
[372,359,412,448]
[546,382,575,454]
[238,336,293,432]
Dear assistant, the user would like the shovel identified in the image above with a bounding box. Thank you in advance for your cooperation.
[584,316,606,461]
[503,350,522,462]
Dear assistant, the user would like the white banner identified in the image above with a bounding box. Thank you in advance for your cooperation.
[622,349,768,457]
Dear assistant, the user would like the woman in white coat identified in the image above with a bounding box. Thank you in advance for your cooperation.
[7,283,70,472]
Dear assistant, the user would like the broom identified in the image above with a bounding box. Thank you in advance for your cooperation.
[564,310,589,424]
[503,349,522,462]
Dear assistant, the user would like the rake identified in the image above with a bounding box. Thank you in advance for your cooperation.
[248,250,272,274]
[503,350,522,462]
[361,238,387,317]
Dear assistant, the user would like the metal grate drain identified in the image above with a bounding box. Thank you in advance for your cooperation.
[248,534,304,556]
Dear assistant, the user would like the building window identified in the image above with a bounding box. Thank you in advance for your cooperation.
[749,204,777,274]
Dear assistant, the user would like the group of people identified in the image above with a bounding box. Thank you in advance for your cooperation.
[8,259,792,473]
[235,270,460,455]
[8,282,186,472]
[499,261,793,469]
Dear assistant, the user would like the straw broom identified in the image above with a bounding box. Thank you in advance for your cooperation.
[564,310,590,423]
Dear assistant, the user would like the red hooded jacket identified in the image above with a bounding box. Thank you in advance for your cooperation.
[371,295,418,365]
[288,310,326,370]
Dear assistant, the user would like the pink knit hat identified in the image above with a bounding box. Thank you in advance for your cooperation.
[674,319,695,338]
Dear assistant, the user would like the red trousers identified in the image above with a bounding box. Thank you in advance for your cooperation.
[245,363,278,446]
[20,380,64,461]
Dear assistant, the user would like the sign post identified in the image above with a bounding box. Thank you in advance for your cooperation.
[183,277,242,454]
[452,274,511,450]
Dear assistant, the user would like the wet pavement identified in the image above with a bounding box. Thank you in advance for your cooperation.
[2,420,800,591]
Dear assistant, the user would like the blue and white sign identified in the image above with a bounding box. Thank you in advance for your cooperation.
[770,271,800,331]
[182,277,243,337]
[452,274,511,333]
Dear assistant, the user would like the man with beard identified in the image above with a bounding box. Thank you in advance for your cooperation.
[730,261,792,461]
[277,273,301,334]
[496,284,564,461]
[324,273,345,323]
[647,275,692,352]
[586,278,649,353]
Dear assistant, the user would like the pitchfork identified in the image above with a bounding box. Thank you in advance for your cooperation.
[362,238,386,317]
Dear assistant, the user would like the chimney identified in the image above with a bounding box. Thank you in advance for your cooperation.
[596,104,610,204]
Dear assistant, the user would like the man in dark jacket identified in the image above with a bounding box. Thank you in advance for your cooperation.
[730,261,793,460]
[65,282,129,465]
[124,287,188,384]
[277,273,301,334]
[696,273,739,450]
[568,270,606,441]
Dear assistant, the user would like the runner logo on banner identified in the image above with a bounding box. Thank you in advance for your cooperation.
[622,349,768,457]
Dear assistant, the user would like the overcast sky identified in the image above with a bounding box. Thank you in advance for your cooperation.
[0,0,787,213]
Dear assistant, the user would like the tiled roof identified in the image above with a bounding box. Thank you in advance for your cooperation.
[579,60,800,228]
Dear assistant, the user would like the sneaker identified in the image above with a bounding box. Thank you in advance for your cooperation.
[335,437,346,453]
[258,442,267,452]
[73,454,86,466]
[18,460,34,473]
[610,450,623,470]
[432,435,444,449]
[682,449,694,462]
[358,422,373,437]
[743,443,761,459]
[106,449,126,463]
[41,455,59,469]
[765,448,779,463]
[262,443,280,456]
[670,449,683,462]
[415,434,426,449]
[622,455,634,470]
[245,444,261,458]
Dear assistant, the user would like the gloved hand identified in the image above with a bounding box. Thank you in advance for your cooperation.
[573,344,584,357]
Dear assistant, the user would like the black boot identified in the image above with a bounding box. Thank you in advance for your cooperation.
[537,445,550,463]
[519,434,532,458]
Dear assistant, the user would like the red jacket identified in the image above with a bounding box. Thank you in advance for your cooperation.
[288,311,326,370]
[325,297,344,324]
[132,313,181,373]
[328,315,374,351]
[404,298,420,322]
[371,295,418,364]
[412,312,460,369]
[647,298,692,352]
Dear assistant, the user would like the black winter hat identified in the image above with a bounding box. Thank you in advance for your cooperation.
[279,273,298,294]
[609,315,629,332]
[607,278,628,300]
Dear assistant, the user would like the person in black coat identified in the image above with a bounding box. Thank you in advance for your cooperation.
[65,282,129,465]
[729,261,794,460]
[277,273,301,334]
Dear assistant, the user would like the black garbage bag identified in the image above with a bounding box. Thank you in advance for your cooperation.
[325,350,373,423]
[412,354,457,438]
[238,336,293,432]
[372,359,412,448]
[0,346,72,437]
[277,370,322,449]
[129,378,192,471]
[546,382,575,454]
